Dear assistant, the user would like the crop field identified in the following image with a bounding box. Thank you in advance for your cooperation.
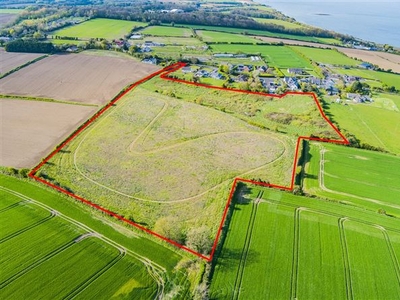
[291,46,360,66]
[303,142,400,214]
[38,84,291,245]
[0,99,97,168]
[325,101,400,154]
[210,184,400,299]
[139,25,193,37]
[0,186,161,299]
[210,44,315,70]
[253,17,305,29]
[196,30,259,43]
[0,53,160,105]
[132,36,204,46]
[53,18,147,40]
[0,49,45,75]
[337,48,400,73]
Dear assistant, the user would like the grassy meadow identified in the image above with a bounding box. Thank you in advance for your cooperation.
[210,44,315,71]
[253,17,306,29]
[210,184,400,299]
[303,142,400,215]
[326,100,400,154]
[334,68,400,90]
[196,30,259,43]
[291,46,360,66]
[37,84,290,246]
[54,18,147,40]
[139,25,193,37]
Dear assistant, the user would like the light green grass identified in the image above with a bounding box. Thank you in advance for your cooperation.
[48,39,84,45]
[139,25,192,37]
[291,46,360,66]
[322,143,400,204]
[132,36,204,46]
[39,85,286,242]
[210,185,400,299]
[371,92,400,111]
[54,18,147,40]
[0,9,23,14]
[181,24,338,43]
[0,179,193,298]
[334,68,400,90]
[210,44,315,69]
[253,17,305,29]
[0,175,183,271]
[326,101,400,153]
[197,30,259,43]
[303,142,400,216]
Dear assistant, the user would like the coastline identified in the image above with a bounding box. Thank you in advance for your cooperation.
[254,0,400,48]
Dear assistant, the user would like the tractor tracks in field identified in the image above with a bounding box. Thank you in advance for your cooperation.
[338,217,354,300]
[0,186,168,300]
[231,191,263,300]
[319,148,400,211]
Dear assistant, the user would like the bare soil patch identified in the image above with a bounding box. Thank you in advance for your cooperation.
[0,49,44,74]
[0,52,160,105]
[0,14,17,27]
[0,99,96,168]
[337,48,400,73]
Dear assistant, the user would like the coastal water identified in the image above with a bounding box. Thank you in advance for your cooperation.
[258,0,400,47]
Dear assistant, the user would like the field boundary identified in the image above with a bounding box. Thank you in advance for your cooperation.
[28,62,349,261]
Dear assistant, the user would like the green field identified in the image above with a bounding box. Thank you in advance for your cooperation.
[291,46,360,66]
[37,83,292,247]
[197,30,260,43]
[54,18,147,40]
[139,25,193,37]
[325,100,400,153]
[210,44,315,70]
[210,184,400,299]
[132,36,204,46]
[253,17,306,29]
[0,9,23,14]
[182,24,340,44]
[334,68,400,90]
[0,187,160,299]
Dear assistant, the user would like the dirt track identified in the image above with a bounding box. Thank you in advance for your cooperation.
[0,49,44,74]
[0,99,96,168]
[0,53,160,105]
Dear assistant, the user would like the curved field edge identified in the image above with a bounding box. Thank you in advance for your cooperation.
[28,62,348,260]
[0,174,196,296]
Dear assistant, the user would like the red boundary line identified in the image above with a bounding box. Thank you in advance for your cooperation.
[28,62,349,262]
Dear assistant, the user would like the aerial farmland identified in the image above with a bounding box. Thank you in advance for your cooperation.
[1,1,400,299]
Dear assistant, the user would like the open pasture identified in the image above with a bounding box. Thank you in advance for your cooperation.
[0,48,44,75]
[325,100,400,153]
[146,76,337,139]
[0,99,96,168]
[210,44,314,69]
[139,25,192,37]
[0,52,160,105]
[291,46,360,66]
[39,86,289,240]
[210,185,400,299]
[253,17,306,29]
[311,143,400,205]
[196,30,259,43]
[53,18,147,40]
[0,187,159,299]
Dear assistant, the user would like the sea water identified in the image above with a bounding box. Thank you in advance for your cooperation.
[258,0,400,47]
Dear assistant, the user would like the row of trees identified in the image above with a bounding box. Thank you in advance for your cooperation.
[5,39,54,53]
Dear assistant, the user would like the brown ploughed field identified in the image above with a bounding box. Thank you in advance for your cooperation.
[0,53,160,105]
[0,99,97,168]
[0,49,44,75]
